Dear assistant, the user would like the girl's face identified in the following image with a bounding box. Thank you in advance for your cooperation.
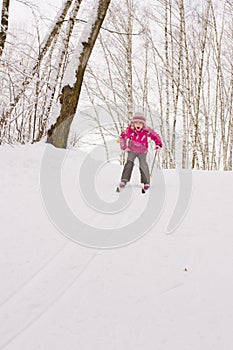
[134,121,144,131]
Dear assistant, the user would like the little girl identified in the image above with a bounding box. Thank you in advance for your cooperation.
[117,114,162,192]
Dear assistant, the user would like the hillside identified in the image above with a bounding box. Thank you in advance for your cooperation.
[0,143,233,350]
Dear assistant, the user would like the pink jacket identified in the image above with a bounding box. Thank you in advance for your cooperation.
[120,125,162,154]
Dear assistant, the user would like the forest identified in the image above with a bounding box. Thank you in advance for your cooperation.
[0,0,232,170]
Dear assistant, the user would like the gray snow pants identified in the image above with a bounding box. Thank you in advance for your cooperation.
[121,151,150,185]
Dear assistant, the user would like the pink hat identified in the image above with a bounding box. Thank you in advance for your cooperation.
[132,115,146,124]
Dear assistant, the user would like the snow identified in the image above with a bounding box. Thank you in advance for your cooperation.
[1,142,233,349]
[62,2,99,87]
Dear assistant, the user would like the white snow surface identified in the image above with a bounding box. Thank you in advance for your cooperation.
[1,143,233,350]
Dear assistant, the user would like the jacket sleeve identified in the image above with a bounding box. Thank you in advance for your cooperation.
[120,127,132,139]
[147,127,163,147]
[119,127,132,150]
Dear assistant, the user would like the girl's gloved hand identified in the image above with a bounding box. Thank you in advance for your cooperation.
[120,138,127,150]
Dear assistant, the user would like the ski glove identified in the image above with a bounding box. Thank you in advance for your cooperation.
[120,138,127,150]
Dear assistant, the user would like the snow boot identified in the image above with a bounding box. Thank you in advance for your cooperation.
[142,183,150,194]
[116,181,126,192]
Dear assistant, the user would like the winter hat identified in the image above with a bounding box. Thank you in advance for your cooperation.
[132,114,146,124]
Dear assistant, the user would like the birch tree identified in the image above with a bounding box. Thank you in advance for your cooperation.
[0,0,10,56]
[1,0,232,170]
[1,0,75,127]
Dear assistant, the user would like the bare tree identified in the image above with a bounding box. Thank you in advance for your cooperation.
[34,0,83,142]
[1,0,232,170]
[1,0,75,125]
[47,0,111,148]
[0,0,10,56]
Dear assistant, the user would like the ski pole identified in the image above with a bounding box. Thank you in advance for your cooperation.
[150,150,158,178]
[120,150,126,165]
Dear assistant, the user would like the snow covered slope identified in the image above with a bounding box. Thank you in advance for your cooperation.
[0,143,233,350]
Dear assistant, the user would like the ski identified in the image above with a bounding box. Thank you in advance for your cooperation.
[116,186,149,194]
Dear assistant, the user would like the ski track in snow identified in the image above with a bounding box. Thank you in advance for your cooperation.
[1,144,233,350]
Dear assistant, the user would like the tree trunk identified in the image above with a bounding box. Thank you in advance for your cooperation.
[191,0,211,168]
[126,0,133,122]
[47,0,111,148]
[0,0,10,56]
